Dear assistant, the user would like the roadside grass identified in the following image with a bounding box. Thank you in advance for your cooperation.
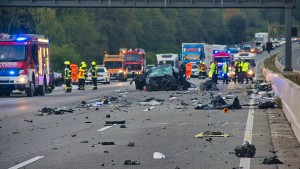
[263,54,281,73]
[264,53,300,86]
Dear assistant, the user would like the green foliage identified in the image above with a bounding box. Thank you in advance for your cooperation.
[50,44,81,72]
[227,15,247,44]
[1,7,299,70]
[274,96,282,109]
[146,51,157,65]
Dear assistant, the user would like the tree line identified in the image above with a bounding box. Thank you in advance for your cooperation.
[0,6,299,72]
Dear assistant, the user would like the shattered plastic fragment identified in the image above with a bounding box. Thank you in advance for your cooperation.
[140,100,162,106]
[124,160,140,165]
[101,142,115,145]
[153,152,166,159]
[195,131,230,138]
[262,156,283,164]
[105,121,126,125]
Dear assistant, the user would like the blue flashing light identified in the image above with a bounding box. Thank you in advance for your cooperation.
[227,51,231,54]
[16,37,27,41]
[9,71,15,75]
[213,50,219,54]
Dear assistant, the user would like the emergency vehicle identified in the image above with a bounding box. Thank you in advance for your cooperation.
[233,52,256,80]
[103,53,128,82]
[212,50,233,79]
[180,43,204,65]
[0,33,52,97]
[156,53,179,72]
[120,48,146,77]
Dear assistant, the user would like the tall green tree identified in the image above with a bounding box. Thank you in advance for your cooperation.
[227,15,247,44]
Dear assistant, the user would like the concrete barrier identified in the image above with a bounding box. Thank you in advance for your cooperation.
[262,66,300,142]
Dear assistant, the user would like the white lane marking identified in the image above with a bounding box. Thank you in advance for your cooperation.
[8,156,45,169]
[97,124,116,132]
[239,94,255,169]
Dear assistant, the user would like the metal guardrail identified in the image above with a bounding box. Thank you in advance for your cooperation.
[0,0,295,8]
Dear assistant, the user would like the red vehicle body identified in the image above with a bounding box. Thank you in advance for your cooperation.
[213,51,233,79]
[120,48,146,77]
[0,33,52,97]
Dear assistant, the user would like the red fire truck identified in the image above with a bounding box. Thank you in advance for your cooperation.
[119,48,146,77]
[0,33,53,97]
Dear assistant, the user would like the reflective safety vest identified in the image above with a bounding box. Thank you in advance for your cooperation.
[242,62,249,72]
[78,67,86,79]
[186,63,192,71]
[198,64,206,72]
[91,66,98,78]
[209,62,218,76]
[234,61,242,72]
[64,67,71,79]
[222,63,228,73]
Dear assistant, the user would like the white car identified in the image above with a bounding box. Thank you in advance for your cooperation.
[191,64,199,77]
[86,66,110,84]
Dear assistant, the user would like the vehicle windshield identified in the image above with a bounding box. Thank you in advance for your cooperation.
[182,54,200,60]
[97,68,105,73]
[158,61,174,67]
[148,65,174,78]
[214,58,230,64]
[104,62,122,69]
[244,59,256,67]
[255,37,263,41]
[0,45,25,61]
[124,54,141,62]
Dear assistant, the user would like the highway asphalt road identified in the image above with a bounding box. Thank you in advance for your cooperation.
[0,78,285,169]
[277,42,300,71]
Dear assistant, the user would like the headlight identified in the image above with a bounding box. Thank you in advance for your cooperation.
[248,70,253,75]
[118,70,123,73]
[19,77,26,82]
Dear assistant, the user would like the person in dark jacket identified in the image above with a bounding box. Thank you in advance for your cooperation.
[178,60,186,90]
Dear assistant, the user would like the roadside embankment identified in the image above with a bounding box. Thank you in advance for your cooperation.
[261,52,300,142]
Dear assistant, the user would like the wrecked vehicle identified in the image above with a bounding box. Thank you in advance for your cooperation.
[132,65,192,91]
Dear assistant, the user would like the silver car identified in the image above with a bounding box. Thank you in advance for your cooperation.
[86,66,110,84]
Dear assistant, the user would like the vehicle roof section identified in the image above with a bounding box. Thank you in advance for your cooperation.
[213,51,230,58]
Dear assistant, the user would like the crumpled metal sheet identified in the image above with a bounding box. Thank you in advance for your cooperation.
[200,80,219,91]
[134,65,194,91]
[234,141,256,158]
[262,155,283,164]
[38,107,74,115]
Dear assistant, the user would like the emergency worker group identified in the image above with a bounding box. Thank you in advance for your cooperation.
[63,60,98,93]
[177,58,250,88]
[62,57,250,93]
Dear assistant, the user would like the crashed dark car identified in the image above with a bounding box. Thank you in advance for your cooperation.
[146,65,179,91]
[132,65,191,91]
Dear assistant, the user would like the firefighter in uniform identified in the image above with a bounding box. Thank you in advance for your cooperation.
[222,61,229,84]
[64,61,72,93]
[91,61,98,90]
[209,61,218,84]
[234,59,242,84]
[241,60,249,84]
[78,63,87,90]
[198,61,207,79]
